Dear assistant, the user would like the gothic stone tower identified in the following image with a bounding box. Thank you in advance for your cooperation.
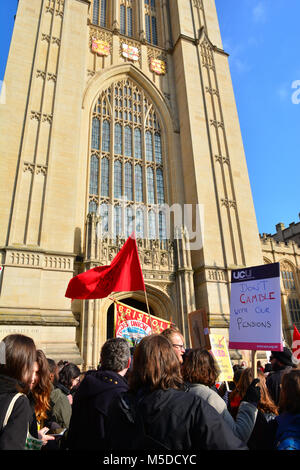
[0,0,263,368]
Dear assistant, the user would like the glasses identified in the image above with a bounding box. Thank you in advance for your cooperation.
[172,344,185,351]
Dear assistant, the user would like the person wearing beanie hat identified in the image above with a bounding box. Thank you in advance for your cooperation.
[266,347,294,406]
[270,348,293,367]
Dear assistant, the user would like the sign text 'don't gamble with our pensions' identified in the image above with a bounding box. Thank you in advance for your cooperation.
[229,263,283,351]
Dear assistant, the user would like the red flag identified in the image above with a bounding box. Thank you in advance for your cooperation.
[292,324,300,361]
[65,234,145,299]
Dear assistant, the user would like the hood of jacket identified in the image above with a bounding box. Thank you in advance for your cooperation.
[0,374,24,395]
[73,368,129,416]
[77,369,128,398]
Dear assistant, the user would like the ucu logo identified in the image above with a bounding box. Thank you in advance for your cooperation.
[233,269,252,280]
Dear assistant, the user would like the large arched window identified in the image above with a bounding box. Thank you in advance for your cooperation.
[88,78,166,239]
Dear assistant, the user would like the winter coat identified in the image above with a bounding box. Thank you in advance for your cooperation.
[0,374,32,450]
[187,383,257,443]
[66,368,129,450]
[275,413,300,450]
[247,410,278,450]
[266,366,292,406]
[47,383,72,429]
[105,387,248,451]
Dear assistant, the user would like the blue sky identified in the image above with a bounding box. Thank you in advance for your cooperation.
[0,0,299,235]
[215,0,300,235]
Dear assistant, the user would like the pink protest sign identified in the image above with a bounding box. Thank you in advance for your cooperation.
[229,263,283,351]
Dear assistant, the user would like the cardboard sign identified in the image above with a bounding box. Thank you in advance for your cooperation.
[229,263,282,351]
[210,334,233,382]
[188,309,211,349]
[114,301,171,347]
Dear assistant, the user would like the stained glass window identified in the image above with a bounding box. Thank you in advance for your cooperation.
[101,158,109,197]
[114,205,122,236]
[125,162,133,200]
[90,155,99,195]
[93,0,99,25]
[120,5,126,34]
[145,131,153,161]
[89,200,97,213]
[114,160,122,199]
[88,79,166,239]
[135,164,143,202]
[126,206,134,237]
[154,133,162,163]
[145,0,158,45]
[120,2,133,37]
[134,128,142,159]
[147,167,155,204]
[114,123,122,154]
[136,208,144,238]
[92,0,106,27]
[156,169,164,204]
[159,210,167,239]
[127,7,133,37]
[100,203,109,234]
[102,120,110,152]
[92,118,100,150]
[100,0,106,27]
[124,126,132,157]
[148,210,156,239]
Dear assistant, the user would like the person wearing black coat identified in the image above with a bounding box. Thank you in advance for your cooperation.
[66,338,130,450]
[0,334,37,450]
[105,335,248,451]
[266,348,294,406]
[0,374,33,450]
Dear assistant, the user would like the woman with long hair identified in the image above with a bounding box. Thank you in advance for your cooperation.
[0,334,36,449]
[227,367,278,449]
[228,367,253,419]
[105,334,247,450]
[30,350,52,431]
[181,348,259,444]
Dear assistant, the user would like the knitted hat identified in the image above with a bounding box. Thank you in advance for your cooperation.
[270,347,293,366]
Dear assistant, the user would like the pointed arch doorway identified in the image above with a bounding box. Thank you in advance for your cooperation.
[106,297,156,340]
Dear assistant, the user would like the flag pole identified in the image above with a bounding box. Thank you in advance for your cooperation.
[144,287,154,333]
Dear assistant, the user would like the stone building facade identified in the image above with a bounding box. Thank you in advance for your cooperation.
[0,0,278,369]
[261,224,300,347]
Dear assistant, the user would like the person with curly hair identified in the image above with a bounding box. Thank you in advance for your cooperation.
[181,348,259,444]
[29,350,55,447]
[246,370,279,450]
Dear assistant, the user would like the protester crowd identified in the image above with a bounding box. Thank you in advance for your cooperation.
[0,329,299,451]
